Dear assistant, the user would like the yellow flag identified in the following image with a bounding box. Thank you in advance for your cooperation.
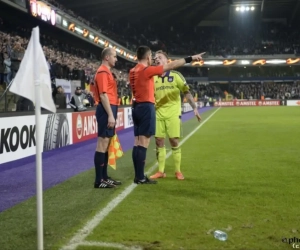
[108,134,124,170]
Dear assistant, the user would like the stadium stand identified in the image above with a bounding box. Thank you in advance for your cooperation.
[1,0,300,113]
[41,0,300,56]
[230,82,300,100]
[0,14,134,110]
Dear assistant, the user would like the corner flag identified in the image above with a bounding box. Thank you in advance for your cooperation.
[9,26,56,250]
[10,28,56,113]
[108,134,124,169]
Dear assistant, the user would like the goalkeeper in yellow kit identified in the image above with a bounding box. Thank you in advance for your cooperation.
[150,50,202,180]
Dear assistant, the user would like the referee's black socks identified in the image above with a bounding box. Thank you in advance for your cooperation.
[136,146,147,180]
[132,146,138,178]
[94,151,105,183]
[103,152,109,180]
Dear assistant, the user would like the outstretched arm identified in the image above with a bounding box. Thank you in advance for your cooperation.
[163,52,206,72]
[145,52,206,78]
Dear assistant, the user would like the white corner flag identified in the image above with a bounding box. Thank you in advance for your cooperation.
[10,26,56,250]
[10,27,56,113]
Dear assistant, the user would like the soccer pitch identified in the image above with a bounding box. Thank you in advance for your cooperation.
[1,107,300,250]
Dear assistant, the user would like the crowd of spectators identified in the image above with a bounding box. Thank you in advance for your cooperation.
[0,12,209,105]
[100,22,300,57]
[0,18,131,91]
[185,82,222,99]
[230,82,300,100]
[44,0,300,57]
[0,15,132,110]
[2,0,300,111]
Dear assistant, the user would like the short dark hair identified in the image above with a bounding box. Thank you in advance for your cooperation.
[136,46,151,60]
[155,50,169,59]
[101,48,113,60]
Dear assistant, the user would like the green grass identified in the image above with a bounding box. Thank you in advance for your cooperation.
[83,107,300,250]
[0,108,215,250]
[1,107,299,250]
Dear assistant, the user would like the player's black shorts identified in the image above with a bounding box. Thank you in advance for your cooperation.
[132,102,155,137]
[96,103,118,138]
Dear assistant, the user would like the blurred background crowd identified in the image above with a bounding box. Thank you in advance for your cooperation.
[1,0,300,112]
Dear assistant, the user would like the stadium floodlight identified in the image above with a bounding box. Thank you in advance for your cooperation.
[266,59,286,64]
[246,6,250,11]
[240,6,245,12]
[251,6,255,11]
[241,60,250,65]
[204,61,223,65]
[236,7,240,11]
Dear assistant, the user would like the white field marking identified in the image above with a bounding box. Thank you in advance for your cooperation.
[79,241,142,250]
[61,107,221,250]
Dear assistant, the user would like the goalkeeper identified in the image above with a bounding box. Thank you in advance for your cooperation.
[150,50,201,180]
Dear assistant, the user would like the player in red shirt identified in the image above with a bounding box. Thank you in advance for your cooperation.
[129,46,205,184]
[93,48,121,188]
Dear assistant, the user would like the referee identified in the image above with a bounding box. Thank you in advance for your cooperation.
[93,48,121,188]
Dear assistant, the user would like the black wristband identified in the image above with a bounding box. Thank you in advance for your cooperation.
[184,56,193,64]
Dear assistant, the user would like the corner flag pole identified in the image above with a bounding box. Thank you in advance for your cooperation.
[33,26,44,250]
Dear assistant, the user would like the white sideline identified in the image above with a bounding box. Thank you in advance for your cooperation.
[61,108,221,250]
[78,241,142,250]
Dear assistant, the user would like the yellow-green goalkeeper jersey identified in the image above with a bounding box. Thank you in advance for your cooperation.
[154,70,189,119]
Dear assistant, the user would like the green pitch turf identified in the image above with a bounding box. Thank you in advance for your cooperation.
[84,107,300,250]
[1,107,300,250]
[0,108,215,250]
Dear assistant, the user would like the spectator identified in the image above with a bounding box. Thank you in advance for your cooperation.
[11,41,24,79]
[16,97,34,111]
[0,49,4,89]
[55,86,67,109]
[3,52,11,84]
[69,87,87,111]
